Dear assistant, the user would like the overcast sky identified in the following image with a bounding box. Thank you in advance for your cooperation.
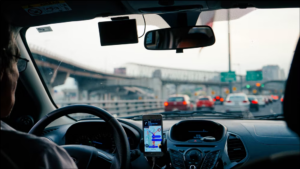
[26,8,299,78]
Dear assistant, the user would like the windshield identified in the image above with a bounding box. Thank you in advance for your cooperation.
[199,98,209,101]
[168,97,185,102]
[228,95,246,101]
[25,8,299,120]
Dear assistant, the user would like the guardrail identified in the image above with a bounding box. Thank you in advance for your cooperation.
[56,100,165,119]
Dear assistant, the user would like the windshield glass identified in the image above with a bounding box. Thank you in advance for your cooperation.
[228,95,246,101]
[25,8,299,120]
[168,97,184,102]
[199,98,209,101]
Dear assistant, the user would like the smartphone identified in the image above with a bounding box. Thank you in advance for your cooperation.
[142,115,163,157]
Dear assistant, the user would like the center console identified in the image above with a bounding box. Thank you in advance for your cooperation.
[167,120,228,169]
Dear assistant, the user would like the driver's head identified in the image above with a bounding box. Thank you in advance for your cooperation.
[0,16,20,118]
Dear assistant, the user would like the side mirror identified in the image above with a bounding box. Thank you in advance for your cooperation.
[144,26,215,50]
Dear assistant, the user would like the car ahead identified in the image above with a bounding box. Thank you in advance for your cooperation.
[224,93,250,113]
[255,95,266,107]
[164,95,193,111]
[265,95,273,104]
[272,95,279,102]
[247,95,260,112]
[213,96,224,105]
[264,96,270,105]
[196,96,214,110]
[281,96,284,104]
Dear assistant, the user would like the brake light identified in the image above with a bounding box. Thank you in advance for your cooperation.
[251,100,258,104]
[242,100,248,103]
[226,101,232,103]
[164,102,168,106]
[281,98,283,102]
[216,96,220,99]
[182,101,187,105]
[213,99,216,101]
[220,98,224,102]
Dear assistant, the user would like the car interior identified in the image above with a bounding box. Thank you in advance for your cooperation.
[1,1,299,169]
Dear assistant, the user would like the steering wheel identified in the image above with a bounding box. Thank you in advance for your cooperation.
[29,105,130,169]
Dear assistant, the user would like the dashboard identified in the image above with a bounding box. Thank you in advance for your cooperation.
[64,121,139,153]
[43,119,300,169]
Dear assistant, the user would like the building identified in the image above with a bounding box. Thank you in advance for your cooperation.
[279,69,286,80]
[262,65,280,80]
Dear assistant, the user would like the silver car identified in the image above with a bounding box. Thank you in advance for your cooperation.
[224,93,250,113]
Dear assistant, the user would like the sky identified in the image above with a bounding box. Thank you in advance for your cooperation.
[26,8,299,79]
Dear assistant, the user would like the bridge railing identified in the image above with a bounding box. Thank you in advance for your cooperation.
[56,100,165,119]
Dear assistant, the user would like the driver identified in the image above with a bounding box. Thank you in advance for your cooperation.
[0,17,77,169]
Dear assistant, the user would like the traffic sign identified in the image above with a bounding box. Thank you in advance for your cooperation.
[220,71,236,82]
[211,91,215,95]
[252,89,257,94]
[233,87,237,91]
[225,89,230,94]
[246,71,263,81]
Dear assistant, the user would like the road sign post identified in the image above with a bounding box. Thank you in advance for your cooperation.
[246,71,263,81]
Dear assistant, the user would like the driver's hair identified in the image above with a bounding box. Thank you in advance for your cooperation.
[0,15,20,72]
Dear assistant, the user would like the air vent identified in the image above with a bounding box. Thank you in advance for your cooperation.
[227,134,246,162]
[42,128,58,135]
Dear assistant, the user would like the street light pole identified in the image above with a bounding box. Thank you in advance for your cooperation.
[228,9,233,93]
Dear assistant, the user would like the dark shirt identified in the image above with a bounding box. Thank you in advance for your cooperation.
[0,121,77,169]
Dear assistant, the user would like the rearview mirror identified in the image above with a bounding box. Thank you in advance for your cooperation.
[144,26,215,50]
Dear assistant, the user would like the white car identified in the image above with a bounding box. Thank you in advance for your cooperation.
[256,95,266,107]
[224,93,250,112]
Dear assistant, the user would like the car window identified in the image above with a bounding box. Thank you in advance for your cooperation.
[248,96,256,100]
[199,98,209,101]
[228,96,246,101]
[168,97,184,102]
[25,9,299,120]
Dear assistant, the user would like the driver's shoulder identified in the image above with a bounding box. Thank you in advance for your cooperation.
[1,129,56,150]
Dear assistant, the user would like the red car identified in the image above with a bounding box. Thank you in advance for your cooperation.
[197,96,215,110]
[164,95,194,111]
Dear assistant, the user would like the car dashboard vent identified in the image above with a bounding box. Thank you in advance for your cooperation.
[227,134,247,162]
[42,128,58,135]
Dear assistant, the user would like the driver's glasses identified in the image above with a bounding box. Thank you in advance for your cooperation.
[17,58,29,73]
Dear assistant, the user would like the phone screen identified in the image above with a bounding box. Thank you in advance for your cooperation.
[143,118,162,153]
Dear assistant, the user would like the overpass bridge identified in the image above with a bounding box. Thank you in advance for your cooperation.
[29,44,284,101]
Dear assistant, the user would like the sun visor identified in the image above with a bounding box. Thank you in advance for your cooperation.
[98,19,138,46]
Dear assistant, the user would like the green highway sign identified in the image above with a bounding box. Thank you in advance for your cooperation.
[246,71,263,81]
[220,71,236,82]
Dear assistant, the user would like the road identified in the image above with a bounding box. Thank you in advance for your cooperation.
[213,101,283,119]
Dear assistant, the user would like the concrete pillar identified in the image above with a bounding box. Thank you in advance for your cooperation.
[175,84,180,95]
[79,90,88,101]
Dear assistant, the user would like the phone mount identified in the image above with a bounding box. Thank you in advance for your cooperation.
[139,138,167,156]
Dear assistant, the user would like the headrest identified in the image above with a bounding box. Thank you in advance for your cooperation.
[284,37,300,136]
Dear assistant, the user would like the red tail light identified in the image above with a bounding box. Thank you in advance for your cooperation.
[164,102,168,106]
[213,99,216,101]
[251,100,258,104]
[242,100,248,103]
[226,101,232,103]
[216,96,220,99]
[281,98,283,102]
[182,101,187,105]
[220,98,224,102]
